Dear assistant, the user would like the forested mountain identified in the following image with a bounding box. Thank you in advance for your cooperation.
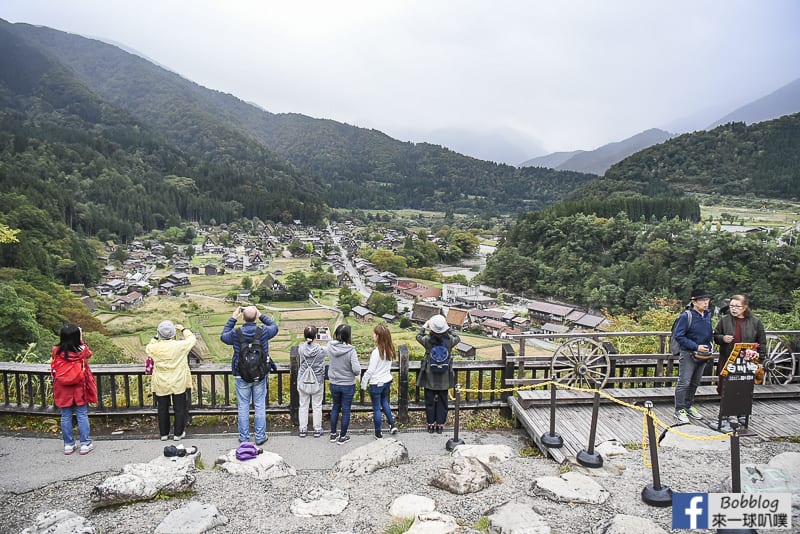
[0,19,325,235]
[13,21,596,213]
[708,77,800,129]
[571,114,800,200]
[520,129,673,176]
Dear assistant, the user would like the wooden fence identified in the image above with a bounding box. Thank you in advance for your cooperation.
[1,331,797,424]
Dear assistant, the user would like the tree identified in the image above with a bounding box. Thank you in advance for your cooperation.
[338,286,361,311]
[285,271,310,300]
[241,275,253,290]
[0,224,20,243]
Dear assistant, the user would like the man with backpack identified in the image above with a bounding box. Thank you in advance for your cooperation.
[221,305,278,445]
[416,315,461,434]
[672,289,714,424]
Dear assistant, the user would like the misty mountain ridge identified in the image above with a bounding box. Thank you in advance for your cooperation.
[707,76,800,129]
[519,129,673,176]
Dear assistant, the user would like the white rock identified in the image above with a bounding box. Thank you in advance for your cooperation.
[154,501,228,534]
[90,463,196,508]
[389,494,436,519]
[334,438,409,476]
[530,471,610,504]
[451,443,516,464]
[486,500,551,534]
[21,509,95,534]
[215,449,296,480]
[290,487,349,517]
[595,439,628,458]
[660,425,729,451]
[595,513,668,534]
[406,511,458,534]
[430,456,496,495]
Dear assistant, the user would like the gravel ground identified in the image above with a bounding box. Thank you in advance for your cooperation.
[4,429,799,534]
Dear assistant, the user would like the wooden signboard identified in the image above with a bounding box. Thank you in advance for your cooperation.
[719,343,759,418]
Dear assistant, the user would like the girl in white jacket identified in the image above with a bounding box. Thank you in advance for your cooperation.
[362,324,399,438]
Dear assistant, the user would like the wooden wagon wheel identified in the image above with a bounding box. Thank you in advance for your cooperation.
[549,338,611,389]
[761,335,796,385]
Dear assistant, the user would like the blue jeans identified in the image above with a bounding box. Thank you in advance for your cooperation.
[368,382,395,433]
[61,403,91,446]
[675,350,709,410]
[235,376,267,443]
[329,383,355,436]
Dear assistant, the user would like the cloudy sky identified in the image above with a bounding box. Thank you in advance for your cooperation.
[4,1,799,163]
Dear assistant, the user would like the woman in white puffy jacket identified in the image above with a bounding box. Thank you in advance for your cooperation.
[361,324,399,439]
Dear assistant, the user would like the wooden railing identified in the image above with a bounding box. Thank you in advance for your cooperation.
[1,331,797,424]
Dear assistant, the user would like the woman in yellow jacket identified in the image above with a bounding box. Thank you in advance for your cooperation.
[146,320,196,441]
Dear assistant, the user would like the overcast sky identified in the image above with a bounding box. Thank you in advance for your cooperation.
[4,1,799,162]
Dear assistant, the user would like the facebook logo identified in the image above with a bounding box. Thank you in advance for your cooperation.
[673,493,709,529]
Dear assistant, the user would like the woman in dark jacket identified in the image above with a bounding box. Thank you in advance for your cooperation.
[416,315,460,434]
[713,294,767,429]
[51,323,98,455]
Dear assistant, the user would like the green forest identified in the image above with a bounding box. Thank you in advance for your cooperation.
[477,211,800,314]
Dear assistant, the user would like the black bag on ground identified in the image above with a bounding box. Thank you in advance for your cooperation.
[236,327,269,383]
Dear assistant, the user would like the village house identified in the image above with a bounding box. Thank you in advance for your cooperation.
[351,305,375,323]
[411,302,442,325]
[394,280,441,300]
[164,272,191,286]
[204,264,218,276]
[445,308,470,331]
[527,300,575,324]
[455,341,477,360]
[111,291,144,311]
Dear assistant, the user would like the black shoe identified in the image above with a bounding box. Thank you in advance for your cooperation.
[329,433,339,443]
[435,425,443,434]
[427,424,435,434]
[337,434,351,445]
[374,432,383,439]
[390,426,398,435]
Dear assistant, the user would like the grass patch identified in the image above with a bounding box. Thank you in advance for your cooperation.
[472,516,490,532]
[558,461,571,474]
[382,518,414,534]
[768,436,800,443]
[520,441,544,458]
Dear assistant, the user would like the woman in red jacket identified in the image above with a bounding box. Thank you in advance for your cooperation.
[51,324,98,455]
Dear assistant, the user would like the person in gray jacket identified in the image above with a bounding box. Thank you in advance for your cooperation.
[323,324,360,444]
[417,315,460,434]
[297,325,326,438]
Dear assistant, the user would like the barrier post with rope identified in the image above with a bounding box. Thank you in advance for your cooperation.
[576,391,603,468]
[540,378,563,448]
[641,400,673,507]
[446,383,465,451]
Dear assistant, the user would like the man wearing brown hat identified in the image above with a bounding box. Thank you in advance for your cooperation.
[673,289,714,423]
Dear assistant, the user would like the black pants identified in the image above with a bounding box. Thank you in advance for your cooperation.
[155,389,189,437]
[424,388,448,425]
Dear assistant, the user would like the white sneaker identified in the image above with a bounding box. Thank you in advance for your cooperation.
[160,435,169,441]
[675,409,690,423]
[79,443,95,455]
[64,444,77,455]
[173,432,185,441]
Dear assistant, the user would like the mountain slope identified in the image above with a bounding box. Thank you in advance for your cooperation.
[519,150,584,169]
[0,19,326,238]
[708,77,800,129]
[15,21,596,214]
[519,129,672,175]
[572,114,800,200]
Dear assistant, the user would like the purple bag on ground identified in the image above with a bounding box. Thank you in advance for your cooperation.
[235,442,262,461]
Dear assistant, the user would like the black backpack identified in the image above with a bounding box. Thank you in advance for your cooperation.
[669,310,692,356]
[236,327,269,383]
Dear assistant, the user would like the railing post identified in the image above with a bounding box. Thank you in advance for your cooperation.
[500,343,515,419]
[398,345,409,425]
[289,346,299,426]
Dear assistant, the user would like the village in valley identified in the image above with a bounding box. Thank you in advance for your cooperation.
[77,217,609,364]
